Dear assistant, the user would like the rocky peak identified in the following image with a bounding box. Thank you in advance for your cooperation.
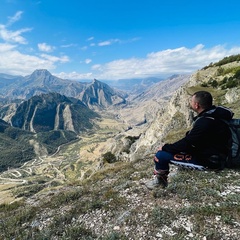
[29,69,52,78]
[25,69,55,86]
[80,78,126,108]
[91,78,110,90]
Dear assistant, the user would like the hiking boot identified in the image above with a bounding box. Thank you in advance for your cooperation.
[156,173,168,188]
[145,176,162,190]
[155,169,169,187]
[145,170,169,190]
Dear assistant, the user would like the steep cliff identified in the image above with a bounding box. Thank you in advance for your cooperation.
[10,92,99,133]
[80,79,126,109]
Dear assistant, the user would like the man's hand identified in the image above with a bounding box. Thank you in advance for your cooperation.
[157,146,162,151]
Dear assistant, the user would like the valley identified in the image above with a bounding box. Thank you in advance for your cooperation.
[0,113,129,204]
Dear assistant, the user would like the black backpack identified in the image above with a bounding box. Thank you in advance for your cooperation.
[224,119,240,168]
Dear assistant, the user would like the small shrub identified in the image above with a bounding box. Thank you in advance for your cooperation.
[102,231,128,240]
[64,225,96,239]
[201,82,208,87]
[234,68,240,79]
[102,152,117,163]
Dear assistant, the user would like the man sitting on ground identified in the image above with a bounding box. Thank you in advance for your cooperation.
[145,91,233,190]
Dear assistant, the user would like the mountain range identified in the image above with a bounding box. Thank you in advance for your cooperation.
[102,76,164,94]
[0,69,189,171]
[0,69,126,109]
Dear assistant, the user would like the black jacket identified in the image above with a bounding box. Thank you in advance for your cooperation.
[162,106,233,165]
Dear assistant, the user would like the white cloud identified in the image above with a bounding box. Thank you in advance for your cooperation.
[40,54,69,63]
[38,43,55,52]
[0,11,32,44]
[88,44,240,80]
[81,46,88,50]
[0,24,31,44]
[1,34,240,81]
[61,43,77,48]
[98,39,120,46]
[0,43,69,76]
[97,38,139,47]
[98,41,111,46]
[7,11,23,26]
[87,36,94,41]
[50,44,240,81]
[85,59,92,64]
[0,43,16,51]
[56,71,93,80]
[0,12,69,76]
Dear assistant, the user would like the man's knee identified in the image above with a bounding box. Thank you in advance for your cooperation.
[155,150,173,161]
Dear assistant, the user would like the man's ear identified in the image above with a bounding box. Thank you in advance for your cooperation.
[195,102,200,110]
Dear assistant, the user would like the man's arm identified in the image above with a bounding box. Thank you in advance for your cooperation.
[162,117,213,154]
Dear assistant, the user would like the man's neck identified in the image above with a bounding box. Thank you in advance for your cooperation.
[197,108,205,114]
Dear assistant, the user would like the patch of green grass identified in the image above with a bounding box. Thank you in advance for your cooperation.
[40,213,97,239]
[43,188,84,209]
[64,225,97,240]
[12,183,46,198]
[0,200,24,212]
[101,232,128,240]
[165,170,223,202]
[0,204,38,239]
[151,206,176,226]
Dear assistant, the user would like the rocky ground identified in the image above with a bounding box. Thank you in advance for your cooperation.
[1,150,240,239]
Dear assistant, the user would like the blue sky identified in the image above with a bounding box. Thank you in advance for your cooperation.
[1,0,240,80]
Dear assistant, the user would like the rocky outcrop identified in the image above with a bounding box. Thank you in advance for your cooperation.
[80,79,126,109]
[128,86,193,159]
[225,88,240,104]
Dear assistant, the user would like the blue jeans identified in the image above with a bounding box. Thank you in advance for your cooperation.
[154,150,204,171]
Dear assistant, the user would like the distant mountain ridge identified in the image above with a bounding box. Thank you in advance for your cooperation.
[0,69,126,109]
[0,119,78,172]
[103,77,164,94]
[131,74,190,102]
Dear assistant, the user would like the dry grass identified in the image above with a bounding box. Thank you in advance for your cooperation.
[0,184,16,204]
[0,155,239,239]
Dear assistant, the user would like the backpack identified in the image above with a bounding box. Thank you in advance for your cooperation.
[224,118,240,168]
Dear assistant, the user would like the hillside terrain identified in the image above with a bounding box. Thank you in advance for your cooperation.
[0,55,240,239]
[0,92,99,172]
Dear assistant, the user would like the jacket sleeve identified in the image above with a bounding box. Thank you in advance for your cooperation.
[162,117,213,154]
